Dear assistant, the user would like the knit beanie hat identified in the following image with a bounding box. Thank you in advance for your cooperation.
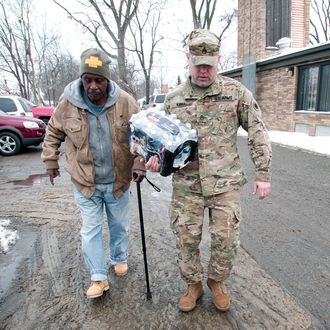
[79,48,111,80]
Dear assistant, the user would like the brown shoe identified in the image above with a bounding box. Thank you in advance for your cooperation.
[207,278,230,311]
[178,282,203,312]
[86,280,109,299]
[113,263,128,276]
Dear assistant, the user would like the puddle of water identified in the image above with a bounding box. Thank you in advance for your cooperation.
[0,173,49,190]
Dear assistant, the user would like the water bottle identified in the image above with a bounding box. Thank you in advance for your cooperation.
[129,109,198,176]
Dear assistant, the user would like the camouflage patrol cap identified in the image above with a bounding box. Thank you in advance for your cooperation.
[188,29,220,66]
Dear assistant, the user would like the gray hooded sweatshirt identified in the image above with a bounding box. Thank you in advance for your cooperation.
[63,78,120,184]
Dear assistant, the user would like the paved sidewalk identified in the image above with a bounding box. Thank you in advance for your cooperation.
[129,173,313,329]
[0,162,316,329]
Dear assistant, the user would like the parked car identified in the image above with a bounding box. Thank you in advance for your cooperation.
[0,95,34,118]
[25,100,55,125]
[0,95,55,125]
[0,110,46,156]
[137,97,146,109]
[146,93,166,111]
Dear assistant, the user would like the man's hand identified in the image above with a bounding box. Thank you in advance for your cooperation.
[132,170,146,183]
[253,181,271,200]
[47,169,60,185]
[144,155,160,172]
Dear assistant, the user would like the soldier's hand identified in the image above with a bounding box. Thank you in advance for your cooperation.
[144,155,160,173]
[47,169,60,185]
[253,181,271,200]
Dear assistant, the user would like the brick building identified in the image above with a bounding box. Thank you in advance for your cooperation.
[222,0,330,136]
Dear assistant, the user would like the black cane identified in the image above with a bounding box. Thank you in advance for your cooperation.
[135,178,152,300]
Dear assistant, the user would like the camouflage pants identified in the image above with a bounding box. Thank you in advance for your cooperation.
[170,189,241,284]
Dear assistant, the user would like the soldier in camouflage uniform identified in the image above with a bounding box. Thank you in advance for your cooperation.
[145,29,272,312]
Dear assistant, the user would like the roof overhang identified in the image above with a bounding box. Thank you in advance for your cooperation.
[221,42,330,77]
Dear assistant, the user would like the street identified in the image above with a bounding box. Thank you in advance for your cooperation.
[237,137,330,329]
[0,138,328,329]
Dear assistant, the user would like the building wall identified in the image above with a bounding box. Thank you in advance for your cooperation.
[235,0,330,136]
[237,0,267,65]
[238,0,310,66]
[292,112,330,136]
[291,0,310,48]
[251,66,330,136]
[256,68,295,131]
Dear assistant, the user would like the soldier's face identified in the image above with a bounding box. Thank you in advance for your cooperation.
[187,54,219,88]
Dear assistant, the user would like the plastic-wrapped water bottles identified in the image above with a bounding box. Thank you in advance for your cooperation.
[129,109,198,176]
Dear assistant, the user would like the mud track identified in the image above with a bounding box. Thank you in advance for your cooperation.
[0,153,312,330]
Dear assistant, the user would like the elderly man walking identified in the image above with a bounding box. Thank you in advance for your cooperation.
[41,48,145,299]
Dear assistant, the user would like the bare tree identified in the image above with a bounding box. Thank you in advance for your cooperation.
[186,2,237,70]
[37,41,80,105]
[52,53,80,105]
[219,52,237,71]
[0,0,39,100]
[53,0,139,94]
[190,0,217,29]
[187,1,237,44]
[310,0,330,44]
[128,0,165,103]
[0,0,69,103]
[0,78,12,94]
[36,34,59,104]
[218,9,237,42]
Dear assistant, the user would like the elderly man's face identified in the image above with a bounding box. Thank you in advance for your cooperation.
[82,73,108,105]
[187,53,219,88]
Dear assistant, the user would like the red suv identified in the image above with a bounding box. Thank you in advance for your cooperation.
[0,110,46,156]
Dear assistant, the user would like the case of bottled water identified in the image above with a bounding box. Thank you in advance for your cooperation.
[129,109,198,176]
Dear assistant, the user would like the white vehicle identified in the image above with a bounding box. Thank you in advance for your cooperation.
[137,98,146,109]
[0,95,34,117]
[147,93,166,111]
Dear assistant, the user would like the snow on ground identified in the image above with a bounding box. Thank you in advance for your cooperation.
[238,128,330,156]
[268,131,330,156]
[0,219,19,253]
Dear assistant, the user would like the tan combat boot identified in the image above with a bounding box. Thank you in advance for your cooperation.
[207,278,230,311]
[178,282,203,312]
[86,280,109,299]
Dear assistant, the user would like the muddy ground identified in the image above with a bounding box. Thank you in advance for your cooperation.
[0,148,315,330]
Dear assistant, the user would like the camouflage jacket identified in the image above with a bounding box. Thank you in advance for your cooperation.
[164,75,272,197]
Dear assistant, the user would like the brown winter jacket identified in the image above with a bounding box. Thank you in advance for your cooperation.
[41,90,145,198]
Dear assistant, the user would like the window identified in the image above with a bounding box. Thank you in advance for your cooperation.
[266,0,291,47]
[297,62,330,112]
[0,98,17,113]
[154,94,166,103]
[148,95,155,104]
[18,98,33,113]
